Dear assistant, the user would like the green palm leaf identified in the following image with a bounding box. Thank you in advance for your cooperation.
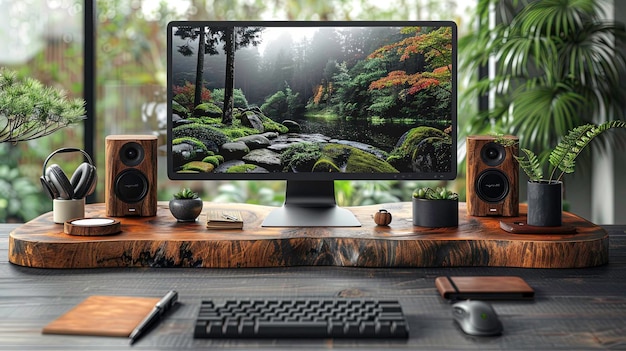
[519,0,597,37]
[511,83,585,150]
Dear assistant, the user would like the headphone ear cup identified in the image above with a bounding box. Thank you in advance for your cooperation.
[40,175,60,200]
[45,164,74,200]
[70,162,97,199]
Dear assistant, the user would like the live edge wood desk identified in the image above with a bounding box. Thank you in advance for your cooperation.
[1,204,625,350]
[9,202,608,269]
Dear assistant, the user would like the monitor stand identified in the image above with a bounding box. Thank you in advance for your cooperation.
[261,180,361,227]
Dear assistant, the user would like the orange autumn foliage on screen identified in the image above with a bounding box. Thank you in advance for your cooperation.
[368,26,452,95]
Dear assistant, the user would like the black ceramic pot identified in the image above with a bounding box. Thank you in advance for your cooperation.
[527,180,562,227]
[169,198,203,222]
[412,198,458,228]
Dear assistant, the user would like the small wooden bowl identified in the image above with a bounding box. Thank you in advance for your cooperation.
[64,218,121,236]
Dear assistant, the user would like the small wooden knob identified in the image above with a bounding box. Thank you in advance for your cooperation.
[374,209,392,226]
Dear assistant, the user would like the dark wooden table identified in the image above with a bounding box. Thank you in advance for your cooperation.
[1,223,625,350]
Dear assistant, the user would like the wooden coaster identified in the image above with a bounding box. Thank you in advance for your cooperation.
[64,218,121,236]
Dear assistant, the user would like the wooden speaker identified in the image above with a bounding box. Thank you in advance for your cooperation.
[466,135,519,217]
[105,135,157,217]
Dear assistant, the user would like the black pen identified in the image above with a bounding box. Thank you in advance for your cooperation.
[129,290,178,345]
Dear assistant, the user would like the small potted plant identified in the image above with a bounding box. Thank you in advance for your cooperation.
[412,186,459,227]
[169,188,203,222]
[516,121,626,226]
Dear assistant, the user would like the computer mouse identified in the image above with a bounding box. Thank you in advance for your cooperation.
[452,300,502,336]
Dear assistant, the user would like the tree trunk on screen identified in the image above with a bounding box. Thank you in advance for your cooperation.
[222,27,235,125]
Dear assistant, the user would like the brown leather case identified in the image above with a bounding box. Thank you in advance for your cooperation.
[435,276,534,300]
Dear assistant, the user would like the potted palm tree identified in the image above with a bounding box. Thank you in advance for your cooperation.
[517,121,626,226]
[412,186,459,228]
[461,0,626,150]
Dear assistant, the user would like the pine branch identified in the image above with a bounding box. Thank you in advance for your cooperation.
[0,68,85,143]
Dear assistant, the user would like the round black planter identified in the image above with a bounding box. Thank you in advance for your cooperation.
[169,198,203,222]
[412,198,458,228]
[527,181,562,227]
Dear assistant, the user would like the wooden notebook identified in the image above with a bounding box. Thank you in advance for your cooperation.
[42,295,160,337]
[206,210,244,229]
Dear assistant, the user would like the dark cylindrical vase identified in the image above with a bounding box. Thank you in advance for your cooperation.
[412,198,458,228]
[527,181,562,227]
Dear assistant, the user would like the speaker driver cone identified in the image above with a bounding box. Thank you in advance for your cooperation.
[114,169,149,203]
[476,169,510,203]
[119,142,145,167]
[480,142,506,167]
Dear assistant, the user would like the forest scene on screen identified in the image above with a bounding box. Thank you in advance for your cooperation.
[170,25,453,175]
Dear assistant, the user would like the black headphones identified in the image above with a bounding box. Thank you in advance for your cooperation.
[40,148,97,200]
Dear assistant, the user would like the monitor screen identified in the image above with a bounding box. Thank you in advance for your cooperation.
[167,20,457,226]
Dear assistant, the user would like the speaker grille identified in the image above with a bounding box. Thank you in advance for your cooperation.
[114,169,149,203]
[480,142,506,166]
[475,169,510,203]
[119,142,145,167]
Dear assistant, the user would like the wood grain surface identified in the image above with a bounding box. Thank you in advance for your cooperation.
[8,202,608,269]
[1,224,625,350]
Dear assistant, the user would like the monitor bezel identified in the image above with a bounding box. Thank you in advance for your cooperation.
[166,20,458,182]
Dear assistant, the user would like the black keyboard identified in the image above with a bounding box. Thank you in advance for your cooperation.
[194,298,409,339]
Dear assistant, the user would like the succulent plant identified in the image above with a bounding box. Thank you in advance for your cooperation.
[412,186,458,200]
[173,188,199,200]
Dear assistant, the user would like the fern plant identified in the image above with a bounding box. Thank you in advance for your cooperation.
[517,120,626,183]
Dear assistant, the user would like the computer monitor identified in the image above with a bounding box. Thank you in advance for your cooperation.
[167,20,457,227]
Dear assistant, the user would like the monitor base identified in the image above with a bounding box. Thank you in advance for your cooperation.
[261,180,361,227]
[262,205,361,227]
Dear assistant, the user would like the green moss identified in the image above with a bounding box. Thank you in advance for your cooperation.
[223,127,259,139]
[281,142,322,171]
[226,164,258,173]
[321,144,398,173]
[172,123,230,147]
[390,126,448,159]
[172,100,189,116]
[194,102,222,117]
[172,137,209,153]
[312,157,342,172]
[387,126,452,172]
[262,118,289,133]
[202,155,222,167]
[187,116,222,125]
[181,161,215,173]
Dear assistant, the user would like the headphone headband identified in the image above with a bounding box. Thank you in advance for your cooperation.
[41,148,95,176]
